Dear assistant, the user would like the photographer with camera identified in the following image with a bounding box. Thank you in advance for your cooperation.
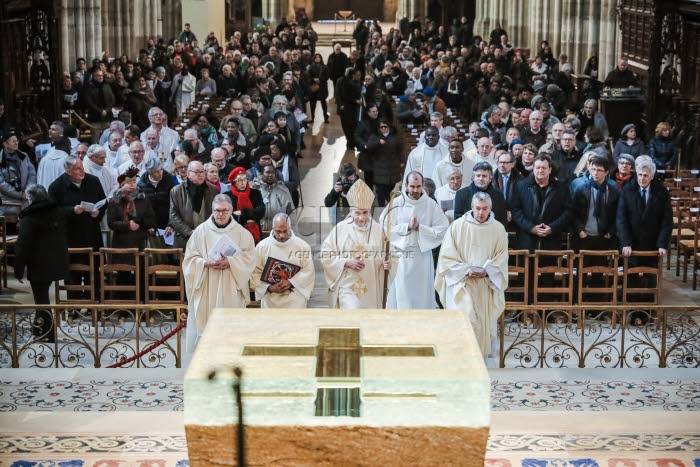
[0,130,37,217]
[324,163,359,223]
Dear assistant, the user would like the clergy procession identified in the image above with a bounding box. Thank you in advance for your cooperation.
[2,10,685,367]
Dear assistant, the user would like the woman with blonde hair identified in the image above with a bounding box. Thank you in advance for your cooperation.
[648,121,677,169]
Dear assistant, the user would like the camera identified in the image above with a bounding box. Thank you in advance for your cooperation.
[339,177,354,193]
[10,177,21,192]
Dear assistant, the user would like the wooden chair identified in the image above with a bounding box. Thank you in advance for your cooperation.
[675,202,700,280]
[533,250,576,325]
[622,251,663,326]
[506,249,529,305]
[689,222,700,290]
[54,248,97,325]
[99,247,141,305]
[143,248,185,304]
[577,250,619,326]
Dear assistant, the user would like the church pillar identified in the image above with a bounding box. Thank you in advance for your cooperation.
[263,0,289,25]
[573,0,587,75]
[473,0,487,37]
[88,0,100,62]
[551,0,562,57]
[598,0,618,79]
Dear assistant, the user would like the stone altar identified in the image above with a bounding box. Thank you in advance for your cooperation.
[184,308,490,466]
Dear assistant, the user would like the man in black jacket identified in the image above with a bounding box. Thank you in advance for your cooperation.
[137,157,175,234]
[570,156,619,252]
[552,129,581,186]
[454,161,507,227]
[510,155,570,252]
[327,44,349,86]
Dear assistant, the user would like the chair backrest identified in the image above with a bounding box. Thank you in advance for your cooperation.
[577,249,619,305]
[621,251,663,305]
[505,249,529,306]
[143,248,185,304]
[55,247,96,304]
[99,247,141,304]
[533,249,575,305]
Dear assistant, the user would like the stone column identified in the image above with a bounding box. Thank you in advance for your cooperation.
[598,0,618,79]
[263,0,288,25]
[551,0,562,56]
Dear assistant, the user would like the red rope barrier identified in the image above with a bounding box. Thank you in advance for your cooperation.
[106,320,187,368]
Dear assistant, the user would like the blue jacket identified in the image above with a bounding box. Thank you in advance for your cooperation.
[648,136,677,169]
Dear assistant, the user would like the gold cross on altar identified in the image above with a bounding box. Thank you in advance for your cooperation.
[243,328,435,377]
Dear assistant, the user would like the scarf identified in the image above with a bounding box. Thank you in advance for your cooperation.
[591,180,609,232]
[615,172,631,190]
[229,183,261,242]
[186,180,206,213]
[207,180,221,192]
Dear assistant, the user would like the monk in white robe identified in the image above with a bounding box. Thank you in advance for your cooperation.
[183,195,255,350]
[432,139,474,189]
[435,192,508,365]
[435,170,462,223]
[320,180,391,309]
[380,172,449,309]
[403,126,449,183]
[252,214,315,308]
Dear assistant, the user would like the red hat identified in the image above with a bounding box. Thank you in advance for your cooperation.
[228,166,247,183]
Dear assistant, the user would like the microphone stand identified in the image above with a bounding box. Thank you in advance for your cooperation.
[208,367,246,466]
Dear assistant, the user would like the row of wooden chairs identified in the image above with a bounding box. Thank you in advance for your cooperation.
[55,247,185,306]
[506,249,663,327]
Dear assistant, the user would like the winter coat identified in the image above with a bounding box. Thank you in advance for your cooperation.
[510,174,571,251]
[454,182,508,227]
[14,200,68,283]
[365,131,403,185]
[616,178,673,252]
[137,171,176,229]
[48,173,106,250]
[648,136,677,169]
[613,138,645,164]
[570,177,619,236]
[107,190,157,250]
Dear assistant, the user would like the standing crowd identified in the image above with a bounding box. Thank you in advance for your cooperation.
[0,15,678,362]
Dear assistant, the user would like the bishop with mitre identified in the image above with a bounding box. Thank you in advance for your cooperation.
[320,179,391,309]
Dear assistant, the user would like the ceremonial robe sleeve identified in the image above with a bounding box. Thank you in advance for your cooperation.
[288,240,315,300]
[434,221,463,306]
[226,229,256,298]
[414,202,449,252]
[320,226,348,290]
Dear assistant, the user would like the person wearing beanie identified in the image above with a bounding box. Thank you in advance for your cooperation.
[107,166,156,251]
[613,123,645,164]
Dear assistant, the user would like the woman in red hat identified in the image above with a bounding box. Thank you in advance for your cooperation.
[225,166,265,243]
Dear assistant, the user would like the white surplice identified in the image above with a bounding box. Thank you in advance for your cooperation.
[435,211,509,358]
[251,230,315,308]
[182,216,255,351]
[379,192,449,309]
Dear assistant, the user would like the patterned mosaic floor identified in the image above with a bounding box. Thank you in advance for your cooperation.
[0,369,698,466]
[1,369,699,413]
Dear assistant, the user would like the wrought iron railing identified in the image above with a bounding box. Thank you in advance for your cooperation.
[500,305,700,368]
[0,305,187,368]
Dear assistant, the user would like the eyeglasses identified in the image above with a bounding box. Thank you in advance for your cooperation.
[498,160,514,165]
[213,208,232,214]
[151,112,164,117]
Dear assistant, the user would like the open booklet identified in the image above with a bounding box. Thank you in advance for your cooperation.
[79,199,107,212]
[207,235,242,262]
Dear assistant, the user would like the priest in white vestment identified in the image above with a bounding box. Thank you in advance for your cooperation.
[403,126,449,183]
[435,170,463,223]
[432,139,474,189]
[320,180,391,309]
[252,214,315,308]
[435,192,509,367]
[183,194,255,351]
[379,171,449,309]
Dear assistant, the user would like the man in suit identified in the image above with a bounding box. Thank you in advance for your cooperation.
[616,157,672,324]
[492,151,521,231]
